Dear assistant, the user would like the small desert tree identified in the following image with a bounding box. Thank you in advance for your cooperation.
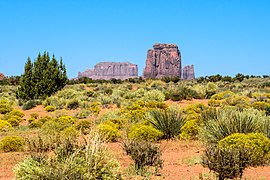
[18,52,68,100]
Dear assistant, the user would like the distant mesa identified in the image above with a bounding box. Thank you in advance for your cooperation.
[78,62,138,80]
[182,64,195,80]
[143,43,182,79]
[0,73,5,80]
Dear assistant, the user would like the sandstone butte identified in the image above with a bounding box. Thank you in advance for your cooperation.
[182,64,195,80]
[78,62,138,80]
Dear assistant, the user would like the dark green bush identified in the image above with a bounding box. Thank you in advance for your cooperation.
[0,136,24,152]
[122,140,163,175]
[128,124,163,142]
[66,99,79,110]
[148,108,185,139]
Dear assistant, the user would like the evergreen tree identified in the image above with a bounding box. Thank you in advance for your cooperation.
[18,52,68,100]
[18,57,34,100]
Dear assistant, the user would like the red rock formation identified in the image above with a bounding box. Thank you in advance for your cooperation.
[182,64,195,80]
[143,43,181,78]
[0,73,5,80]
[78,62,138,80]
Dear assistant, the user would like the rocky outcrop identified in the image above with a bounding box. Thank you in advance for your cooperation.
[182,64,195,80]
[0,73,5,80]
[143,43,181,79]
[78,62,138,80]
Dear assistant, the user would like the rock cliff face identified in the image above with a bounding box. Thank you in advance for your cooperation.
[182,64,195,80]
[0,73,5,80]
[143,43,181,79]
[78,62,138,80]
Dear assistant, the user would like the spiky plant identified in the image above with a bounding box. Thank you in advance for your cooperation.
[147,107,185,139]
[202,107,265,144]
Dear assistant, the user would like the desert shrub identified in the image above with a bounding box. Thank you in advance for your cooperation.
[0,136,24,152]
[84,90,97,98]
[208,99,223,107]
[211,90,235,100]
[224,95,249,108]
[0,120,12,131]
[128,124,163,142]
[205,82,218,98]
[75,109,91,119]
[7,117,20,127]
[45,105,56,112]
[56,116,76,125]
[30,113,39,119]
[202,145,267,180]
[90,101,101,115]
[60,126,79,140]
[97,123,121,142]
[66,99,79,110]
[29,120,43,128]
[169,86,197,101]
[218,133,270,161]
[147,107,185,139]
[145,101,168,110]
[0,99,13,114]
[104,118,126,130]
[143,89,165,102]
[74,119,93,134]
[122,140,163,175]
[98,96,112,108]
[251,101,270,111]
[43,96,66,109]
[180,120,199,140]
[41,120,70,135]
[7,109,24,118]
[22,100,42,110]
[202,107,265,144]
[15,134,121,179]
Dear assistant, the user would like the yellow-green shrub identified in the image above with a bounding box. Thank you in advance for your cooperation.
[208,99,223,107]
[211,90,235,100]
[56,116,75,125]
[74,119,92,134]
[0,100,13,114]
[218,133,270,160]
[7,109,24,118]
[97,123,121,142]
[251,102,270,111]
[60,126,79,140]
[224,95,249,108]
[45,105,56,112]
[0,120,11,131]
[128,124,163,142]
[90,101,101,115]
[0,136,24,152]
[7,117,20,127]
[180,120,199,140]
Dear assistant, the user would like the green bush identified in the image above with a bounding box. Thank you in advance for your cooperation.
[148,108,185,139]
[0,99,13,114]
[224,95,249,108]
[74,119,92,134]
[7,109,24,118]
[180,120,199,140]
[0,120,12,131]
[97,123,121,142]
[128,124,163,142]
[90,101,101,115]
[0,136,24,152]
[202,145,266,180]
[30,113,39,119]
[22,100,41,110]
[66,99,79,110]
[143,90,165,102]
[60,126,79,140]
[56,116,76,125]
[211,90,235,100]
[218,133,270,161]
[251,101,270,111]
[45,105,56,112]
[122,140,163,175]
[206,82,218,98]
[202,107,265,144]
[15,133,121,179]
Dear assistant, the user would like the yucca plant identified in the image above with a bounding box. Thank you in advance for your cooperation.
[202,107,265,144]
[147,108,185,139]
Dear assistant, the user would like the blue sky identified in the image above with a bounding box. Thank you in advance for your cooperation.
[0,0,270,78]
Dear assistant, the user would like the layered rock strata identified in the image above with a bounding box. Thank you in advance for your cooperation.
[78,62,138,80]
[143,43,181,79]
[182,64,195,80]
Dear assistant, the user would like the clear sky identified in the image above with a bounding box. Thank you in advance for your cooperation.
[0,0,270,78]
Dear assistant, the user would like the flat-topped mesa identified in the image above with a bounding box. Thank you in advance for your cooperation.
[78,62,138,80]
[0,73,5,80]
[182,64,195,80]
[143,43,182,79]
